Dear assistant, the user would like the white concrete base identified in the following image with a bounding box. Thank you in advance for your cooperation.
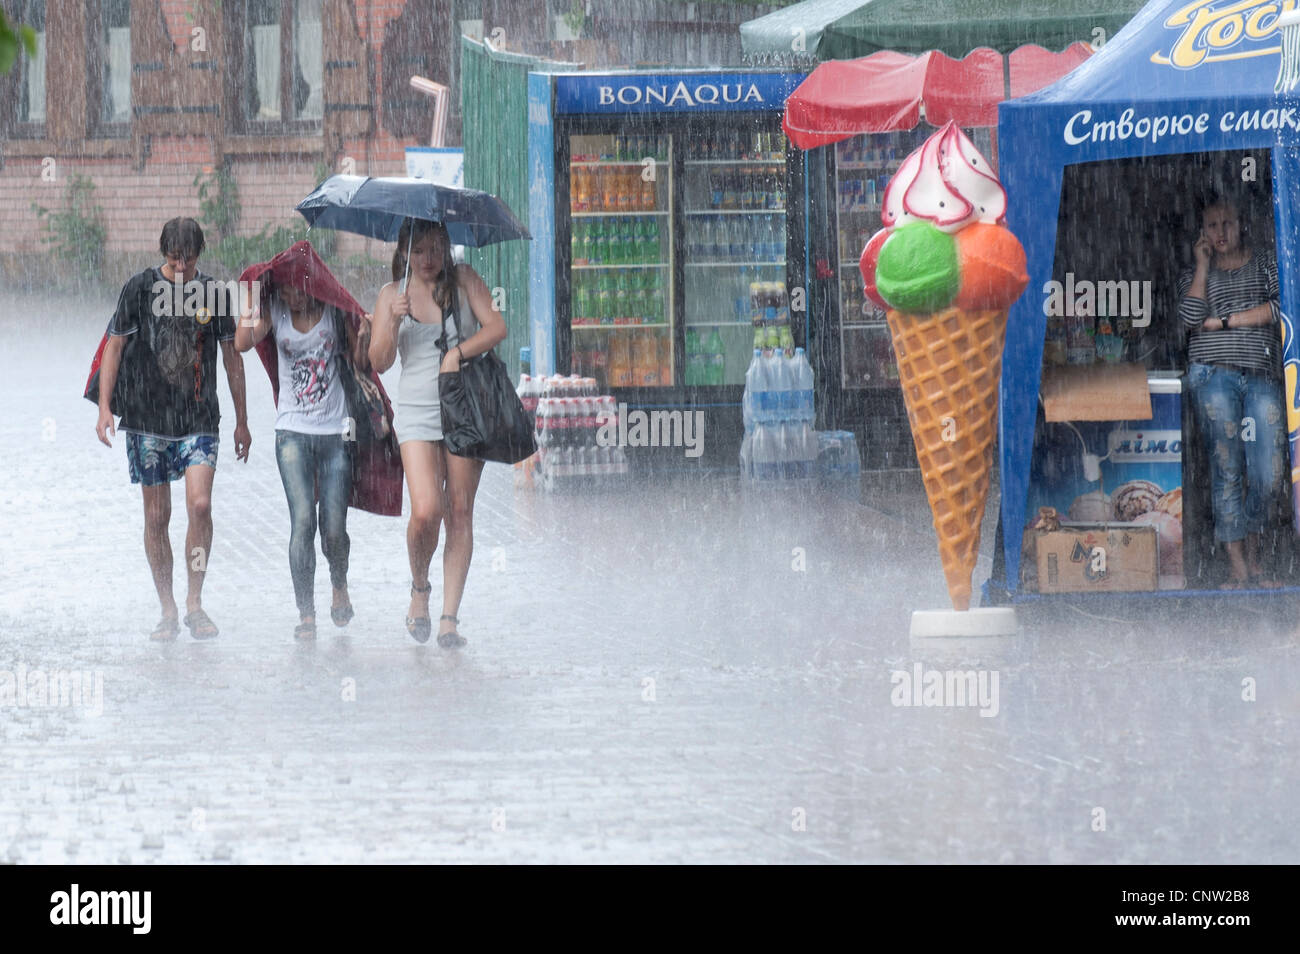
[909,607,1018,638]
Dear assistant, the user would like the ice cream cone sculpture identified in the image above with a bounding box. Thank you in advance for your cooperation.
[859,121,1029,611]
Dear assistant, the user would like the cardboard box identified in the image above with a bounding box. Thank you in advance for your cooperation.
[1030,524,1158,594]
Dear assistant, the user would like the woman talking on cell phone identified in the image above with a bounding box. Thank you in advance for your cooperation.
[369,219,507,645]
[1178,193,1286,589]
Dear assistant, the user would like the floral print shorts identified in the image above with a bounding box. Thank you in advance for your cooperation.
[125,433,219,486]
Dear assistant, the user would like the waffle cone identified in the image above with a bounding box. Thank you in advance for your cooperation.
[885,306,1008,611]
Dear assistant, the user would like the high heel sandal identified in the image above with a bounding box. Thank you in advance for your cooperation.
[437,614,466,648]
[407,581,433,643]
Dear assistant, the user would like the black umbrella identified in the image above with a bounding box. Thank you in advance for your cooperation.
[296,174,531,292]
[296,174,531,247]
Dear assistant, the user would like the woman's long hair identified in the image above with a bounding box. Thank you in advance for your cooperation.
[392,219,458,318]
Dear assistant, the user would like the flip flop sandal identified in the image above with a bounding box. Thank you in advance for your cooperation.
[437,614,466,649]
[294,620,317,641]
[407,580,432,644]
[331,602,355,627]
[183,609,220,640]
[150,617,180,641]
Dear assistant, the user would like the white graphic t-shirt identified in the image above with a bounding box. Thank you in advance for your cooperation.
[270,297,348,435]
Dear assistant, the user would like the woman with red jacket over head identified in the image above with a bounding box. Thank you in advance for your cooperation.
[236,241,403,639]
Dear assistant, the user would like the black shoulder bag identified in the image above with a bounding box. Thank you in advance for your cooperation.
[436,300,536,464]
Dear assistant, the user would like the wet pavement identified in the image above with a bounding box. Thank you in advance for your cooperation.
[0,294,1297,863]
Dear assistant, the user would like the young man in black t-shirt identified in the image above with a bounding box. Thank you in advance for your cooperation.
[95,218,251,640]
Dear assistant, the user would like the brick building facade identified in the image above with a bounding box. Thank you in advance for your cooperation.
[0,0,489,285]
[1,1,782,287]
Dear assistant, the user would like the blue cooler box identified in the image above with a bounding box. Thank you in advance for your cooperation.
[1027,373,1184,590]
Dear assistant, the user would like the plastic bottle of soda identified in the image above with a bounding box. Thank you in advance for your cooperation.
[570,274,584,324]
[705,328,725,386]
[723,171,738,210]
[585,274,599,325]
[627,273,640,326]
[592,273,608,324]
[599,167,616,212]
[605,218,621,266]
[535,397,552,448]
[633,331,658,386]
[632,220,647,264]
[623,217,638,266]
[517,372,534,424]
[586,391,600,446]
[596,397,616,465]
[571,220,583,266]
[610,272,627,324]
[577,167,592,212]
[567,397,582,447]
[569,397,584,449]
[617,170,633,211]
[609,333,632,387]
[622,217,638,266]
[684,330,701,386]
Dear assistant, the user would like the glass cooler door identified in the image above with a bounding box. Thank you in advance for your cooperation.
[567,132,674,391]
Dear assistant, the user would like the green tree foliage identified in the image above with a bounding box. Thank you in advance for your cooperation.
[0,9,37,75]
[32,175,109,284]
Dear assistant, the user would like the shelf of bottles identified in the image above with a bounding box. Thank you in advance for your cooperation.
[682,128,788,387]
[834,134,911,389]
[568,133,674,389]
[833,129,995,390]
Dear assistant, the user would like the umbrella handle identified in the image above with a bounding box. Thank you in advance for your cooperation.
[401,223,413,318]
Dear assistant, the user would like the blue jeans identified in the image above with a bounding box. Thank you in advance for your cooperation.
[275,430,353,616]
[1187,362,1286,543]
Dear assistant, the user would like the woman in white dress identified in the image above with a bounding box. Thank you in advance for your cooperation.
[368,219,507,645]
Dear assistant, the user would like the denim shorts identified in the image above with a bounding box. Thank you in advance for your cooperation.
[125,433,219,486]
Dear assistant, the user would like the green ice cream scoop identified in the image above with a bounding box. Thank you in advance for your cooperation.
[875,221,959,314]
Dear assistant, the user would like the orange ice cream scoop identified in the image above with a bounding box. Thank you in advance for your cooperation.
[953,222,1029,311]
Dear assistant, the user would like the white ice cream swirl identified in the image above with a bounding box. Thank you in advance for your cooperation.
[882,120,1007,234]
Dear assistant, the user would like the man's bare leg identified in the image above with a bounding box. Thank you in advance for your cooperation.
[183,464,217,636]
[142,483,177,636]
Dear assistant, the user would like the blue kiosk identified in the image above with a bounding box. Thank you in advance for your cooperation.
[990,0,1300,601]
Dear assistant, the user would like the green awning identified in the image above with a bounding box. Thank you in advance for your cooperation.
[819,0,1148,59]
[739,0,869,57]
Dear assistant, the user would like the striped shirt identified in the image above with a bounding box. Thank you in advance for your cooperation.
[1178,248,1281,375]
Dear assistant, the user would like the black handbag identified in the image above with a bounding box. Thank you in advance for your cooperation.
[436,306,536,464]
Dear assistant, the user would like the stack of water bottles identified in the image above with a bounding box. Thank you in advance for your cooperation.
[740,345,817,482]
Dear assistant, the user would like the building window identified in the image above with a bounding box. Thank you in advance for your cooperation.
[15,0,46,127]
[241,0,322,128]
[89,0,131,131]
